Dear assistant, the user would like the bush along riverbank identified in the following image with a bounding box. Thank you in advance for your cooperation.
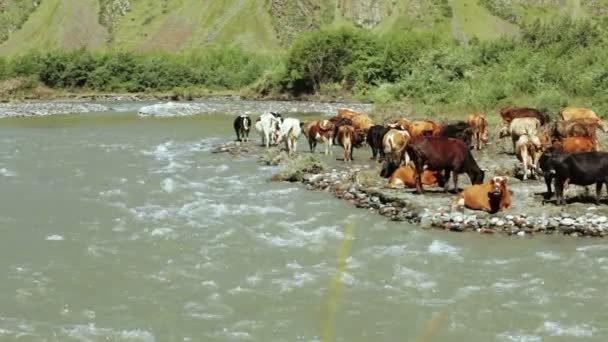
[213,141,608,238]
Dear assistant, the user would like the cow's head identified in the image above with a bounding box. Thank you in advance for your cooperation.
[490,176,507,196]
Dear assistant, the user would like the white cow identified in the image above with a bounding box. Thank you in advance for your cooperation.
[255,112,282,148]
[277,118,302,156]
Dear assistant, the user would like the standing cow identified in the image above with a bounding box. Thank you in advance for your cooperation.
[515,134,543,180]
[233,115,252,142]
[467,114,488,150]
[303,120,335,154]
[406,136,484,194]
[255,112,282,148]
[337,125,355,162]
[276,118,302,156]
[367,125,390,161]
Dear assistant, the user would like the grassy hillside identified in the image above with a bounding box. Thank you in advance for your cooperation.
[0,0,603,54]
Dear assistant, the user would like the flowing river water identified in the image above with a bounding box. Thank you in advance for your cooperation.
[0,103,607,341]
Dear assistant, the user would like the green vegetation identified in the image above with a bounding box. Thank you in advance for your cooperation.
[2,16,608,118]
[1,47,274,94]
[0,0,40,43]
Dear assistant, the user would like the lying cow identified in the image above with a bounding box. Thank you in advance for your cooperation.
[255,112,282,148]
[303,120,334,154]
[337,125,355,162]
[367,125,390,161]
[382,164,444,189]
[233,115,252,142]
[407,136,485,194]
[515,134,543,180]
[455,176,511,213]
[499,107,551,126]
[540,146,608,205]
[439,121,473,149]
[276,118,302,156]
[467,113,488,150]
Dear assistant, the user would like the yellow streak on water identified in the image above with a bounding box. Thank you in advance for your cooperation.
[319,223,354,342]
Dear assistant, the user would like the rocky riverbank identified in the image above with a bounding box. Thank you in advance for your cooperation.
[0,102,111,118]
[213,140,608,238]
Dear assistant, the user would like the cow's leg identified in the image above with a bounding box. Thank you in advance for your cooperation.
[371,147,377,160]
[329,138,333,155]
[414,161,424,194]
[235,127,241,142]
[596,182,603,205]
[543,174,553,201]
[308,137,314,153]
[555,178,565,205]
[452,171,459,193]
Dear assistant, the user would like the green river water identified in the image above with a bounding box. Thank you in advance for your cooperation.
[0,107,607,341]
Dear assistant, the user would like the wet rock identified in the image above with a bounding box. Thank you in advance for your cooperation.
[561,218,575,226]
[516,231,525,237]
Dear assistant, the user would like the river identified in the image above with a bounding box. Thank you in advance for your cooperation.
[0,104,607,341]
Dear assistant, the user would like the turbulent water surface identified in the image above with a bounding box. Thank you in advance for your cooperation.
[0,105,607,341]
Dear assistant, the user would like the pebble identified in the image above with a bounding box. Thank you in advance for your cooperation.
[561,218,575,226]
[516,231,525,237]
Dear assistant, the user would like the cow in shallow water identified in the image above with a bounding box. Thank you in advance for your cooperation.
[367,125,390,161]
[406,136,484,194]
[276,118,302,156]
[455,176,511,213]
[337,125,355,162]
[233,115,252,142]
[255,112,282,148]
[303,120,335,154]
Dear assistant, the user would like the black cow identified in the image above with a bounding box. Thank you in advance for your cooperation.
[233,115,252,142]
[367,125,390,161]
[407,136,484,194]
[439,121,473,149]
[540,146,608,205]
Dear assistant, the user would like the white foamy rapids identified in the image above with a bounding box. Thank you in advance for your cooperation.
[45,235,65,241]
[576,245,608,253]
[60,324,155,341]
[540,321,596,337]
[497,332,542,342]
[161,178,175,193]
[427,240,462,260]
[535,251,562,261]
[272,272,318,293]
[392,265,436,289]
[257,225,344,248]
[141,140,209,174]
[0,168,16,177]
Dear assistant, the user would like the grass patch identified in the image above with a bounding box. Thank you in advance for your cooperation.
[260,148,326,182]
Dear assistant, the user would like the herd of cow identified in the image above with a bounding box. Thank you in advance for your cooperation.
[232,106,608,213]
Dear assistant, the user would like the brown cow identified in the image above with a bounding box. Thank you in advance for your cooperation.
[406,120,439,138]
[406,136,485,194]
[337,108,362,120]
[553,136,595,153]
[552,118,605,150]
[559,107,600,121]
[499,107,551,126]
[390,118,411,131]
[303,120,335,154]
[386,165,443,189]
[337,125,355,162]
[455,176,511,213]
[467,114,488,150]
[351,114,375,131]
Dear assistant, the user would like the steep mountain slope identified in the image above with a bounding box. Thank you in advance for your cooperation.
[0,0,601,54]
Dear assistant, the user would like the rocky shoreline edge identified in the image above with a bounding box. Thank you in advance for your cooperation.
[213,141,608,238]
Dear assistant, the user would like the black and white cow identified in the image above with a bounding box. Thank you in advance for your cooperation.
[233,115,252,142]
